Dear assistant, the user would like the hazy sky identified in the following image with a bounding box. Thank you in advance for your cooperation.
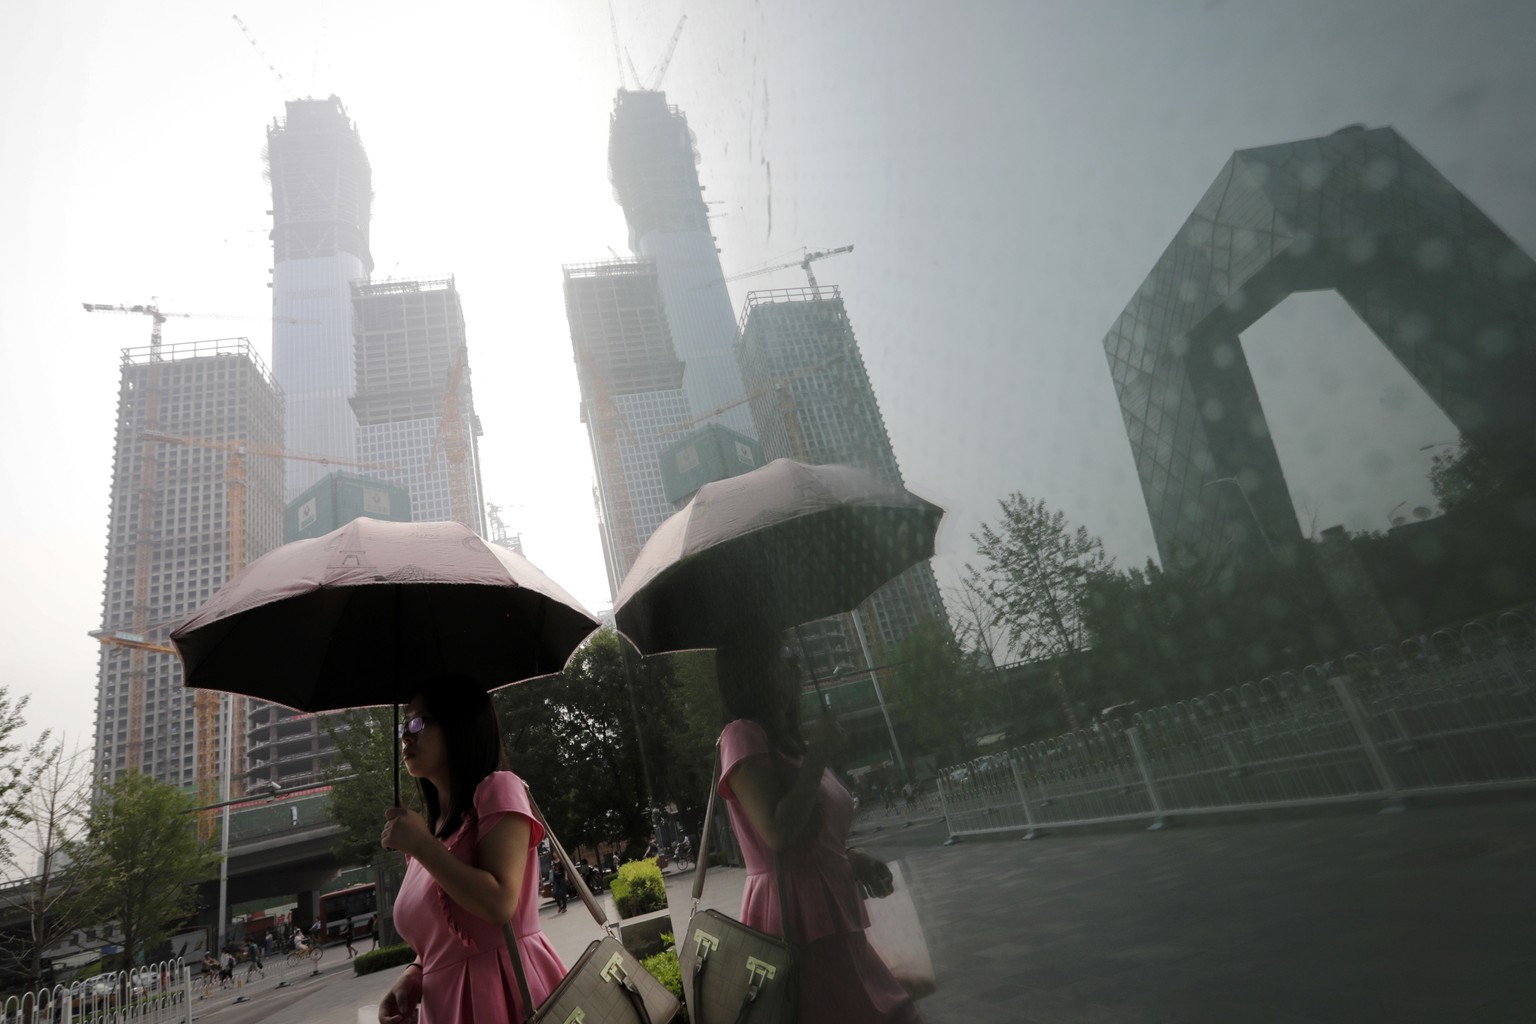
[2,0,1533,751]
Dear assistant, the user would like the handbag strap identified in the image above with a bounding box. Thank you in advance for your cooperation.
[495,782,617,1023]
[691,740,800,947]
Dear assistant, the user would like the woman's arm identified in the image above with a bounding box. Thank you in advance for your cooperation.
[727,718,843,851]
[382,806,531,925]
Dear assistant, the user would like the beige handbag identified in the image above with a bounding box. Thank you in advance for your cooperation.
[678,752,799,1024]
[502,791,680,1024]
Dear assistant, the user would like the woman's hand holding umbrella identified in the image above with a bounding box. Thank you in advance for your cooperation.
[380,805,434,858]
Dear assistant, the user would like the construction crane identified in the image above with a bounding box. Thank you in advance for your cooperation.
[83,300,318,792]
[231,14,293,97]
[657,350,849,446]
[647,15,687,91]
[426,345,477,532]
[134,430,396,837]
[693,245,854,299]
[82,302,315,360]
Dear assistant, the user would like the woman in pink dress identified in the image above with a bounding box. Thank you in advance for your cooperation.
[377,676,566,1023]
[715,633,924,1024]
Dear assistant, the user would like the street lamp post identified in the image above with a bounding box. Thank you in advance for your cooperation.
[216,694,232,955]
[849,608,907,780]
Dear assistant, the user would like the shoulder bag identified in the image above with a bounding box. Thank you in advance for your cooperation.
[500,789,680,1024]
[677,750,799,1024]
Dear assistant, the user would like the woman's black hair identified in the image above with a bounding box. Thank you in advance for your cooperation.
[409,674,509,839]
[714,628,806,757]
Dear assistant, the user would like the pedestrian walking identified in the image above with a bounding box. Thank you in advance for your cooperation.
[344,917,357,958]
[551,858,569,914]
[219,949,236,989]
[367,913,379,951]
[245,939,264,979]
[378,677,567,1024]
[712,631,923,1023]
[263,931,273,958]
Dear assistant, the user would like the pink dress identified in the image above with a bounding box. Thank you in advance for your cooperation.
[719,719,922,1024]
[393,771,566,1023]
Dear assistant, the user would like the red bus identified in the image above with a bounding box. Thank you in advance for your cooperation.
[318,882,377,943]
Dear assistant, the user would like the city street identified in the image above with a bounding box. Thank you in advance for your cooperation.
[186,797,1536,1023]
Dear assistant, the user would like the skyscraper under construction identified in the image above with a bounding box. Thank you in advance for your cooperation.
[94,339,284,791]
[738,287,948,664]
[267,95,374,501]
[351,276,486,535]
[568,90,758,595]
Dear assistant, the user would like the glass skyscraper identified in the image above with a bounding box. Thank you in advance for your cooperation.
[1101,125,1536,568]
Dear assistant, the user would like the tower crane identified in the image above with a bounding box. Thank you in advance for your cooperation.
[135,430,395,832]
[83,300,318,798]
[426,345,477,532]
[693,245,854,299]
[647,15,687,91]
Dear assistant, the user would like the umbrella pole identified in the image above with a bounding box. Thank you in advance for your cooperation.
[393,585,402,808]
[792,626,827,705]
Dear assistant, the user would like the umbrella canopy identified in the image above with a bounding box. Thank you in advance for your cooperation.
[614,459,944,654]
[171,518,600,711]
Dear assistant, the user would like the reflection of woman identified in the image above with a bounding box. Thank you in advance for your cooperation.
[715,632,923,1023]
[378,676,566,1024]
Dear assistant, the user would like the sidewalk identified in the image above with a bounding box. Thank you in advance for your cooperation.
[190,867,750,1024]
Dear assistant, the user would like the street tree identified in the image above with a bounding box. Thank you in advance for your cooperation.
[965,495,1112,728]
[0,741,96,989]
[889,620,983,764]
[323,708,419,866]
[0,687,41,867]
[65,772,219,969]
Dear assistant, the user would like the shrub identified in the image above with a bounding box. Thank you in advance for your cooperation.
[641,946,688,1023]
[610,858,668,918]
[353,943,416,977]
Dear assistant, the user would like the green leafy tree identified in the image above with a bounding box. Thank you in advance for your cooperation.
[0,741,96,989]
[889,620,983,763]
[0,687,41,866]
[65,772,219,969]
[323,709,419,865]
[965,495,1112,728]
[496,630,698,852]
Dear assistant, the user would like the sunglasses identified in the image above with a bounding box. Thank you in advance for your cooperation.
[397,714,435,739]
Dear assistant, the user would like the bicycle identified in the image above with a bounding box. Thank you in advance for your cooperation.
[285,944,323,967]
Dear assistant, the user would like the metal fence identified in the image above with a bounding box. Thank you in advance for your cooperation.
[937,611,1536,840]
[1,958,191,1024]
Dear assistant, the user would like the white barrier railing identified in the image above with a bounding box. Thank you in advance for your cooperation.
[2,958,192,1024]
[938,611,1536,840]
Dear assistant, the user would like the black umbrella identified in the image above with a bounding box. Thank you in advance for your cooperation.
[172,518,600,801]
[613,459,944,656]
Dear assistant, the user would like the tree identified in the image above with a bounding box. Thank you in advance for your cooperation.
[323,708,419,866]
[0,741,96,990]
[495,630,703,854]
[0,687,41,867]
[889,620,983,763]
[65,772,219,969]
[965,495,1112,728]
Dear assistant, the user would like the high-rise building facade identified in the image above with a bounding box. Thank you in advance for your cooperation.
[738,287,948,660]
[1100,125,1536,569]
[564,259,693,594]
[267,96,374,501]
[351,277,486,535]
[608,90,753,437]
[95,339,284,791]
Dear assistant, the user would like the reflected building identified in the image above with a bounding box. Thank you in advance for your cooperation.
[1101,124,1536,569]
[738,287,948,676]
[267,96,374,501]
[564,259,693,595]
[95,339,284,792]
[569,90,758,595]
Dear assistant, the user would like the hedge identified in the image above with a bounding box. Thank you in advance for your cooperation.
[353,943,417,977]
[642,935,688,1024]
[610,858,668,918]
